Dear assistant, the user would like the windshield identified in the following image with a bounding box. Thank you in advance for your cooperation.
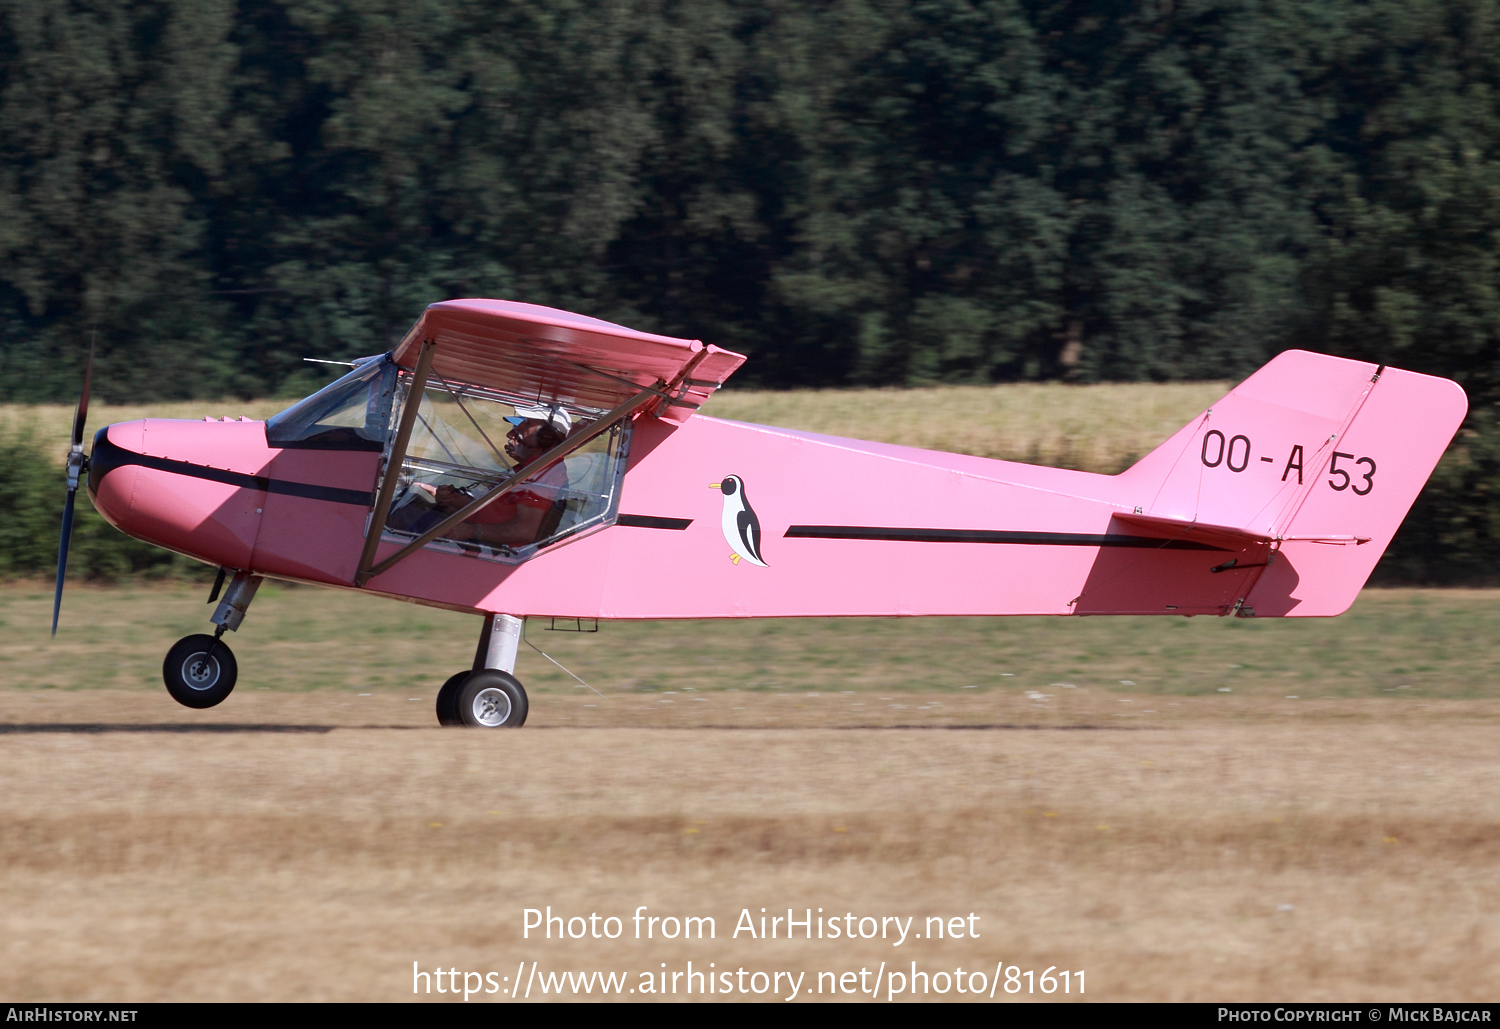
[266,357,397,450]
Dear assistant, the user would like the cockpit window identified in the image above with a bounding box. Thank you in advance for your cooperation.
[379,372,629,562]
[266,357,397,451]
[402,381,514,489]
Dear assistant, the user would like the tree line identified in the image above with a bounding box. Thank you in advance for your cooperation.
[3,0,1499,580]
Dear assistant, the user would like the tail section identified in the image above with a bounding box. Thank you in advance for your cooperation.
[1114,351,1466,616]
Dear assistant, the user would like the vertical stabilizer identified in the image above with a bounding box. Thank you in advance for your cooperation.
[1115,351,1466,615]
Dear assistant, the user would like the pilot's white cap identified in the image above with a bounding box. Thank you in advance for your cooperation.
[506,402,572,435]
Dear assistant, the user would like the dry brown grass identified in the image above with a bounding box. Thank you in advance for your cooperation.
[6,581,1499,1003]
[1,686,1497,1001]
[703,381,1229,470]
[1,398,289,458]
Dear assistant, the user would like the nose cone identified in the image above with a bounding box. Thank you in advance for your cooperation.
[86,424,139,532]
[88,419,269,569]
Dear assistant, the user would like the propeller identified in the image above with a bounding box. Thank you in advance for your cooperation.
[52,339,94,637]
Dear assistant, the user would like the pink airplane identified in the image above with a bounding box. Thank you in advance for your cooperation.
[54,299,1467,727]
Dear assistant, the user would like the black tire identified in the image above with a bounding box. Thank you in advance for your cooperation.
[163,634,238,709]
[435,671,469,726]
[456,670,528,728]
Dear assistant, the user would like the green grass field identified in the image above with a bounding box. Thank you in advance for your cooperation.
[11,583,1499,704]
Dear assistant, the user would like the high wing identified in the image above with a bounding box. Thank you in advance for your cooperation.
[390,299,746,422]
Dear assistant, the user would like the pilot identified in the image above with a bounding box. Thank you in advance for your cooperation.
[438,403,572,547]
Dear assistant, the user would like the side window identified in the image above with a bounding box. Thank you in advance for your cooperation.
[266,357,397,450]
[379,375,628,561]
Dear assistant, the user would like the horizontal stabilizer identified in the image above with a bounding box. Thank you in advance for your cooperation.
[1110,512,1273,551]
[1111,512,1373,550]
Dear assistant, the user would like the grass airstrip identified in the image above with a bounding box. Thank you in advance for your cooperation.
[1,382,1497,1002]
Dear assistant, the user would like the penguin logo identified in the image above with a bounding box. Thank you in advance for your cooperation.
[709,475,767,567]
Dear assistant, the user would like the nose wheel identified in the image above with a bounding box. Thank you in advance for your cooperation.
[163,633,238,708]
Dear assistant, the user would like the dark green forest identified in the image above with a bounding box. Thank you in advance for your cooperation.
[4,0,1500,580]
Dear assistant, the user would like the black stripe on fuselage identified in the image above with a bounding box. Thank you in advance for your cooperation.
[616,514,693,530]
[783,525,1228,550]
[88,432,374,507]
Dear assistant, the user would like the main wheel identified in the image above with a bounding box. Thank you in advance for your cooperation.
[456,670,528,728]
[163,634,238,709]
[435,671,469,726]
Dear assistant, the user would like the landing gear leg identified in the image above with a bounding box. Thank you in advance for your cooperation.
[436,614,528,728]
[163,572,261,710]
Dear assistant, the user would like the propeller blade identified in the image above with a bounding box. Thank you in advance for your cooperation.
[52,488,77,637]
[72,338,94,447]
[55,338,94,636]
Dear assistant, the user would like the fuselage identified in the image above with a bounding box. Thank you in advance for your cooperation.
[86,348,1466,622]
[73,415,1296,623]
[86,409,1169,619]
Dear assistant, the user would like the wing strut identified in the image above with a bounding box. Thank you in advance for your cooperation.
[355,338,437,584]
[355,381,662,586]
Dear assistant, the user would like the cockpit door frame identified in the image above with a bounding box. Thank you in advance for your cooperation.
[355,338,437,582]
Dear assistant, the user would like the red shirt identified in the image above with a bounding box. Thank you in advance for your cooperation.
[467,462,569,524]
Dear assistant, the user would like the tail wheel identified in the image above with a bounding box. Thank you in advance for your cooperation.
[457,670,528,728]
[163,634,237,709]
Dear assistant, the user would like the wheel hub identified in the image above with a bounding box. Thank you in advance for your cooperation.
[471,687,512,727]
[181,653,220,690]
